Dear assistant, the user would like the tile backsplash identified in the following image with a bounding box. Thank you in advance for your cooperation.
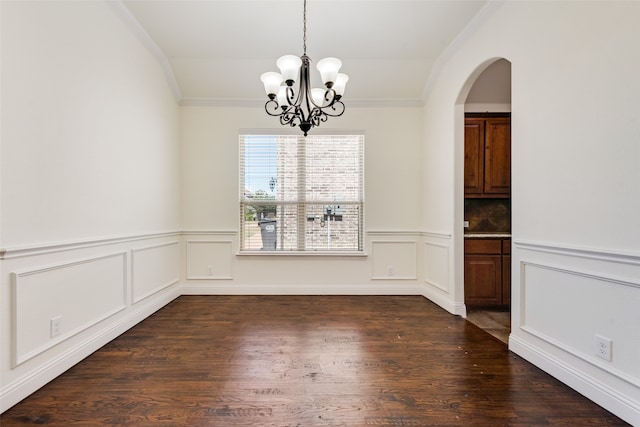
[464,199,511,233]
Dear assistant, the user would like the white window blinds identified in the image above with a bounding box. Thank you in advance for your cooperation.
[240,134,364,252]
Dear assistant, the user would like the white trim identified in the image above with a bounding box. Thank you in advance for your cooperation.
[180,283,420,296]
[422,231,453,239]
[368,230,423,237]
[236,250,367,257]
[0,231,181,260]
[181,230,237,236]
[520,325,640,388]
[181,97,424,108]
[521,260,639,290]
[465,103,511,113]
[510,335,640,426]
[417,283,466,317]
[107,0,182,102]
[0,230,438,259]
[239,128,366,137]
[514,239,640,265]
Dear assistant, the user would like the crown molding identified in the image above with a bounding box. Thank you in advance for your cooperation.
[421,0,505,101]
[180,97,424,108]
[107,0,182,102]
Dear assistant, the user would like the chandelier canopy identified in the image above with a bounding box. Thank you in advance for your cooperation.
[260,0,348,136]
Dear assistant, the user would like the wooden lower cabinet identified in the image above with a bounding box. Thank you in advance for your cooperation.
[464,238,511,308]
[465,255,502,306]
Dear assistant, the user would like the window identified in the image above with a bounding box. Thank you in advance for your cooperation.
[240,133,364,252]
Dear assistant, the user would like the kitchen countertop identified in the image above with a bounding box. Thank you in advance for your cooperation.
[464,233,511,239]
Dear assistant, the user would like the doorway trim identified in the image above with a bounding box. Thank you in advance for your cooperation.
[453,57,512,319]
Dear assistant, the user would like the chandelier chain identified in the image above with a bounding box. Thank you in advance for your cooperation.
[303,0,307,55]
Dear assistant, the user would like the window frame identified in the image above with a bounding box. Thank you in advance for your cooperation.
[238,130,365,256]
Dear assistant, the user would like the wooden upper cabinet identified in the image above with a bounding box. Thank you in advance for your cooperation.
[464,115,511,198]
[464,119,485,195]
[484,118,511,195]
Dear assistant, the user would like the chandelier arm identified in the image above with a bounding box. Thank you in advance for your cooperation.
[319,100,345,117]
[280,106,299,126]
[312,88,337,109]
[285,86,298,107]
[323,88,337,107]
[310,110,324,127]
[265,99,284,117]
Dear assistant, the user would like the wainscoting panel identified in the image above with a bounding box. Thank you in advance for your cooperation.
[423,241,450,292]
[11,252,127,366]
[186,240,233,280]
[520,260,640,386]
[131,241,180,304]
[511,240,640,423]
[371,241,417,280]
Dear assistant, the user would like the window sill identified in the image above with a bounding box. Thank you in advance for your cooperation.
[237,251,367,257]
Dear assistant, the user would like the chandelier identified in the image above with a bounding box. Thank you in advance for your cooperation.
[260,0,348,136]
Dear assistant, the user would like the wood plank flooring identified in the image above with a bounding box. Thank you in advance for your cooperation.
[1,296,629,426]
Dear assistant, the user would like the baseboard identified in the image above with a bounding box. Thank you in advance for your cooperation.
[0,287,181,413]
[417,283,466,316]
[509,334,640,426]
[180,283,420,296]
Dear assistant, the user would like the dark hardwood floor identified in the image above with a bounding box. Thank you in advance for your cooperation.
[1,296,629,426]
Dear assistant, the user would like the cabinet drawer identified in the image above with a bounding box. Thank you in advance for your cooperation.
[464,239,502,254]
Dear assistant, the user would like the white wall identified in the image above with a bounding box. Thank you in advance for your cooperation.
[421,1,640,424]
[180,105,426,294]
[1,1,181,411]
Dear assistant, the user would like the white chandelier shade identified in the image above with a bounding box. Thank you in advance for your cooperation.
[276,55,303,84]
[316,57,342,87]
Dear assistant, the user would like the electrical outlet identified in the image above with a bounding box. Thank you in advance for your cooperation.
[595,335,612,361]
[50,316,62,338]
[207,265,214,276]
[463,221,469,228]
[387,266,394,276]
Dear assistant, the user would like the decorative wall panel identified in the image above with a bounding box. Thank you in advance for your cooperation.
[371,241,417,280]
[423,241,450,292]
[520,260,640,387]
[186,240,233,280]
[132,242,180,303]
[12,252,127,366]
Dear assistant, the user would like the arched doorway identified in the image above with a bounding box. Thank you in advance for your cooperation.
[456,58,512,343]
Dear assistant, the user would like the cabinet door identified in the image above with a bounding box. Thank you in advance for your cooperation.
[502,254,511,306]
[464,255,502,307]
[484,118,511,195]
[464,119,485,195]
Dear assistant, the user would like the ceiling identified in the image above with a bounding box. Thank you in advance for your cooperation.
[119,0,489,105]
